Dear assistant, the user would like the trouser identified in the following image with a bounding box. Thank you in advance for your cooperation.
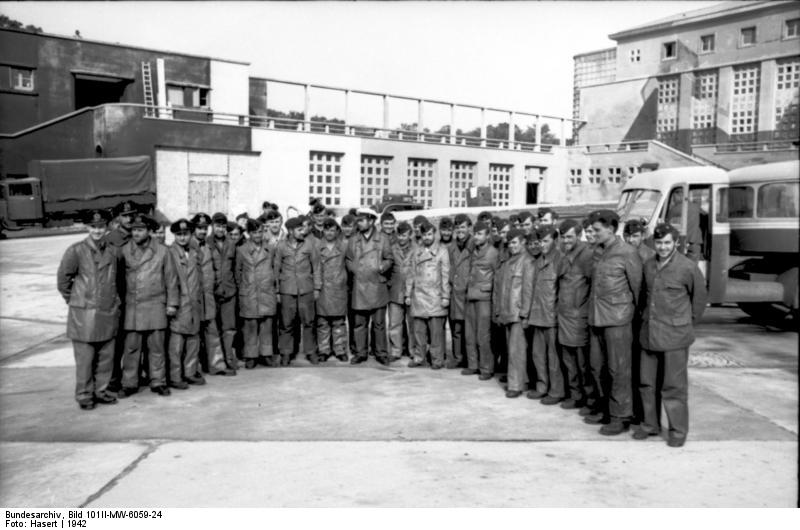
[122,330,166,389]
[491,322,507,374]
[347,302,356,355]
[317,315,347,357]
[388,302,414,359]
[412,316,446,366]
[505,322,528,391]
[202,319,229,372]
[242,317,274,359]
[448,317,464,365]
[640,348,689,439]
[72,338,115,402]
[217,297,238,361]
[589,324,633,421]
[168,332,200,384]
[465,300,493,375]
[531,326,564,398]
[279,293,316,357]
[108,313,126,391]
[631,317,644,424]
[560,344,588,402]
[353,307,388,359]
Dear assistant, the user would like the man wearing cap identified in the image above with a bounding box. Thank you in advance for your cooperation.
[463,220,499,377]
[518,211,535,238]
[275,216,321,365]
[316,218,349,362]
[235,219,278,368]
[310,203,327,240]
[346,208,394,365]
[491,218,511,378]
[405,221,451,369]
[57,210,122,410]
[438,217,454,245]
[636,223,707,447]
[586,209,643,435]
[118,213,179,397]
[412,214,428,244]
[208,213,239,368]
[340,213,357,353]
[624,219,656,263]
[106,201,137,248]
[387,221,416,361]
[448,214,473,370]
[380,212,397,245]
[167,218,206,388]
[263,210,284,246]
[537,208,559,228]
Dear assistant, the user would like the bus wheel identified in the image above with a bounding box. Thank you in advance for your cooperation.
[737,302,793,324]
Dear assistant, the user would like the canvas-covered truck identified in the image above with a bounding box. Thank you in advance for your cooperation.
[0,156,156,233]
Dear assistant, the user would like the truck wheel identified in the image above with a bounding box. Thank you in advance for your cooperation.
[737,302,793,324]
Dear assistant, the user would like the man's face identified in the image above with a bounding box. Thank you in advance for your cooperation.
[131,227,149,244]
[313,212,326,226]
[473,229,489,247]
[292,226,306,241]
[508,236,523,255]
[396,231,411,246]
[499,225,510,243]
[562,228,578,253]
[250,227,264,244]
[454,222,470,242]
[521,217,534,235]
[194,225,208,241]
[540,212,554,226]
[540,234,555,254]
[512,219,521,229]
[381,220,396,234]
[527,237,541,256]
[88,224,108,241]
[592,222,615,245]
[213,223,227,239]
[413,223,421,238]
[229,228,242,243]
[237,217,248,230]
[584,225,596,245]
[357,216,373,233]
[440,228,453,242]
[342,223,355,238]
[175,231,191,247]
[268,219,281,235]
[302,220,312,235]
[119,214,133,230]
[421,229,436,247]
[626,231,643,248]
[490,225,499,237]
[153,226,166,243]
[323,226,339,242]
[655,233,676,259]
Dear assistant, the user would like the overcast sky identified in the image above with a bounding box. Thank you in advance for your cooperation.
[2,1,720,122]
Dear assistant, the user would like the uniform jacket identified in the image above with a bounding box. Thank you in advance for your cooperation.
[493,251,535,325]
[346,229,394,310]
[274,238,321,296]
[527,246,562,328]
[389,241,416,305]
[105,227,131,248]
[637,243,657,264]
[589,237,642,327]
[448,237,473,318]
[640,251,707,351]
[406,243,451,318]
[466,242,499,302]
[316,238,348,316]
[57,236,122,342]
[168,243,203,335]
[207,235,237,301]
[192,238,216,321]
[121,238,179,331]
[235,239,278,318]
[557,241,594,347]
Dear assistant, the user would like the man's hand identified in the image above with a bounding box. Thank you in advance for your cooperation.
[441,298,449,308]
[405,297,412,306]
[166,306,177,317]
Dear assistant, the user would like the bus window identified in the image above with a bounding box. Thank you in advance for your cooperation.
[618,189,661,222]
[723,186,754,219]
[757,181,798,218]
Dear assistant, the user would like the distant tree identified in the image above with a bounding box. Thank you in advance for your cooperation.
[0,15,43,33]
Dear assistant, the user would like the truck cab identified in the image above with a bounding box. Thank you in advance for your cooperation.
[0,178,44,224]
[371,194,424,215]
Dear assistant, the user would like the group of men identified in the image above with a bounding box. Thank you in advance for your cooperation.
[58,198,707,447]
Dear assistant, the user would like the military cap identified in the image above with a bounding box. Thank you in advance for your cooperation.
[85,209,112,227]
[396,221,412,234]
[453,213,471,226]
[322,218,340,230]
[245,218,262,232]
[588,209,620,228]
[537,207,558,220]
[506,228,526,242]
[558,219,582,236]
[623,219,645,236]
[518,210,533,222]
[347,208,358,216]
[473,221,490,234]
[263,209,281,221]
[341,214,356,226]
[412,214,428,225]
[356,208,379,219]
[477,211,493,223]
[115,200,138,217]
[653,222,679,241]
[509,213,521,224]
[130,213,158,231]
[311,202,326,215]
[418,220,436,233]
[262,200,272,209]
[170,218,195,234]
[380,211,396,222]
[536,225,558,240]
[211,212,228,225]
[325,208,335,217]
[226,221,238,232]
[494,218,509,230]
[285,217,303,231]
[439,216,454,230]
[190,213,211,228]
[236,212,250,221]
[309,197,321,207]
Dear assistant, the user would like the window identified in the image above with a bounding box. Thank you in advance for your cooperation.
[629,49,641,63]
[10,67,34,91]
[406,158,436,208]
[757,182,798,218]
[309,151,342,206]
[657,76,679,146]
[569,169,582,186]
[740,27,756,47]
[449,161,476,207]
[488,164,513,207]
[189,176,228,215]
[587,168,602,184]
[167,85,210,108]
[167,86,185,107]
[607,167,622,184]
[774,57,800,140]
[8,182,33,196]
[691,70,718,144]
[718,186,755,220]
[199,88,210,108]
[785,19,799,39]
[700,34,715,53]
[662,41,676,60]
[361,155,391,207]
[731,64,760,141]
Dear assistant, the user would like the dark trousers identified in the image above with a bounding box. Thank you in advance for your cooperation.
[202,319,229,372]
[640,348,689,439]
[531,326,564,398]
[631,317,644,423]
[279,292,316,357]
[108,315,126,391]
[243,317,274,359]
[72,338,115,402]
[168,332,200,383]
[317,315,347,357]
[589,324,633,421]
[122,330,166,389]
[412,316,446,367]
[505,322,528,391]
[448,317,465,365]
[465,300,493,375]
[560,344,588,402]
[491,322,507,375]
[353,307,388,359]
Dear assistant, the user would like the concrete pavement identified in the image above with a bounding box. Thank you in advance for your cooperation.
[0,233,797,507]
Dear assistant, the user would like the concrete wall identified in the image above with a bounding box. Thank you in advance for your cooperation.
[210,60,249,122]
[578,78,658,145]
[692,145,800,170]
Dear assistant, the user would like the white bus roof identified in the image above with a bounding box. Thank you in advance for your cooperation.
[727,160,800,185]
[622,166,728,192]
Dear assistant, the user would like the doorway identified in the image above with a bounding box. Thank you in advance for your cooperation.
[526,183,538,205]
[74,74,129,110]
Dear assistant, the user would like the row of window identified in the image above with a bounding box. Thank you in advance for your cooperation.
[569,167,643,186]
[628,18,799,63]
[719,181,799,219]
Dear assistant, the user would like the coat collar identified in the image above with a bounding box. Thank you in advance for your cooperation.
[127,238,157,268]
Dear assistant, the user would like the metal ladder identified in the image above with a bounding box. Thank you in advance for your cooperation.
[141,61,155,116]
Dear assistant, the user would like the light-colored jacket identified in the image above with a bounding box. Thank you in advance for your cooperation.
[406,243,451,318]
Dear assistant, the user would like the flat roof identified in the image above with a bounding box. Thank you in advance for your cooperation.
[0,27,250,66]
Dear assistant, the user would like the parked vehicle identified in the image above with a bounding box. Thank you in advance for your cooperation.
[371,194,424,215]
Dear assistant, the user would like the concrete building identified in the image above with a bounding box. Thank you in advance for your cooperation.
[574,0,800,169]
[0,27,581,224]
